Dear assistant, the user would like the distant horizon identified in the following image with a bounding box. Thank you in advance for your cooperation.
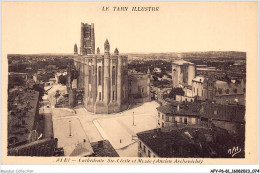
[7,50,247,56]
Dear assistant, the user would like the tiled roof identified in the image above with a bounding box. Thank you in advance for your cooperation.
[156,105,176,114]
[156,102,200,116]
[137,125,233,158]
[91,140,119,157]
[8,138,57,156]
[70,142,94,157]
[8,90,40,144]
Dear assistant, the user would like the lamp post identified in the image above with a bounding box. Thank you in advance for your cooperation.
[133,112,135,126]
[69,120,71,136]
[42,103,44,111]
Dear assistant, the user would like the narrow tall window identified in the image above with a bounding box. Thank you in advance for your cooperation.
[99,92,101,101]
[113,91,115,101]
[98,66,102,85]
[148,150,151,157]
[89,66,92,84]
[112,66,116,85]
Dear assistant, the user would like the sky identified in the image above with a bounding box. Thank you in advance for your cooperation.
[2,1,258,54]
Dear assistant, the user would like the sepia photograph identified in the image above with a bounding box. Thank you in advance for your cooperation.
[1,1,258,172]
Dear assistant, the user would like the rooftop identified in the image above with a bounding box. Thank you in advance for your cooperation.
[91,140,119,157]
[8,138,57,156]
[8,89,40,145]
[156,102,200,117]
[137,125,235,158]
[197,68,220,72]
[192,76,205,83]
[215,80,245,96]
[70,142,94,156]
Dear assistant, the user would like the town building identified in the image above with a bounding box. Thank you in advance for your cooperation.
[155,87,172,103]
[137,125,238,158]
[176,84,194,102]
[212,79,245,105]
[172,60,195,88]
[200,101,245,132]
[196,66,221,76]
[8,89,40,148]
[69,141,94,157]
[171,60,245,105]
[128,71,151,104]
[156,102,200,128]
[192,76,205,100]
[8,138,63,156]
[90,140,119,157]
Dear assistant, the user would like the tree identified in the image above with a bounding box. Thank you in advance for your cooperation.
[70,69,79,81]
[58,75,67,85]
[168,88,185,99]
[32,84,44,101]
[8,76,25,88]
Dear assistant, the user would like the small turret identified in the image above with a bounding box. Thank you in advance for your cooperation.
[97,47,100,54]
[114,48,119,55]
[74,44,78,55]
[147,68,150,74]
[104,39,110,53]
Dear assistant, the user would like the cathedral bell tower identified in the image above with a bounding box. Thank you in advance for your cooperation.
[80,23,95,55]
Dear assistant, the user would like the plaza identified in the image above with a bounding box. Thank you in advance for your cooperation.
[49,84,159,157]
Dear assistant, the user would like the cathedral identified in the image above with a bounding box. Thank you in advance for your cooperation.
[72,23,129,114]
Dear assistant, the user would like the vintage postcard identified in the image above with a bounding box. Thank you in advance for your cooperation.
[1,1,259,170]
